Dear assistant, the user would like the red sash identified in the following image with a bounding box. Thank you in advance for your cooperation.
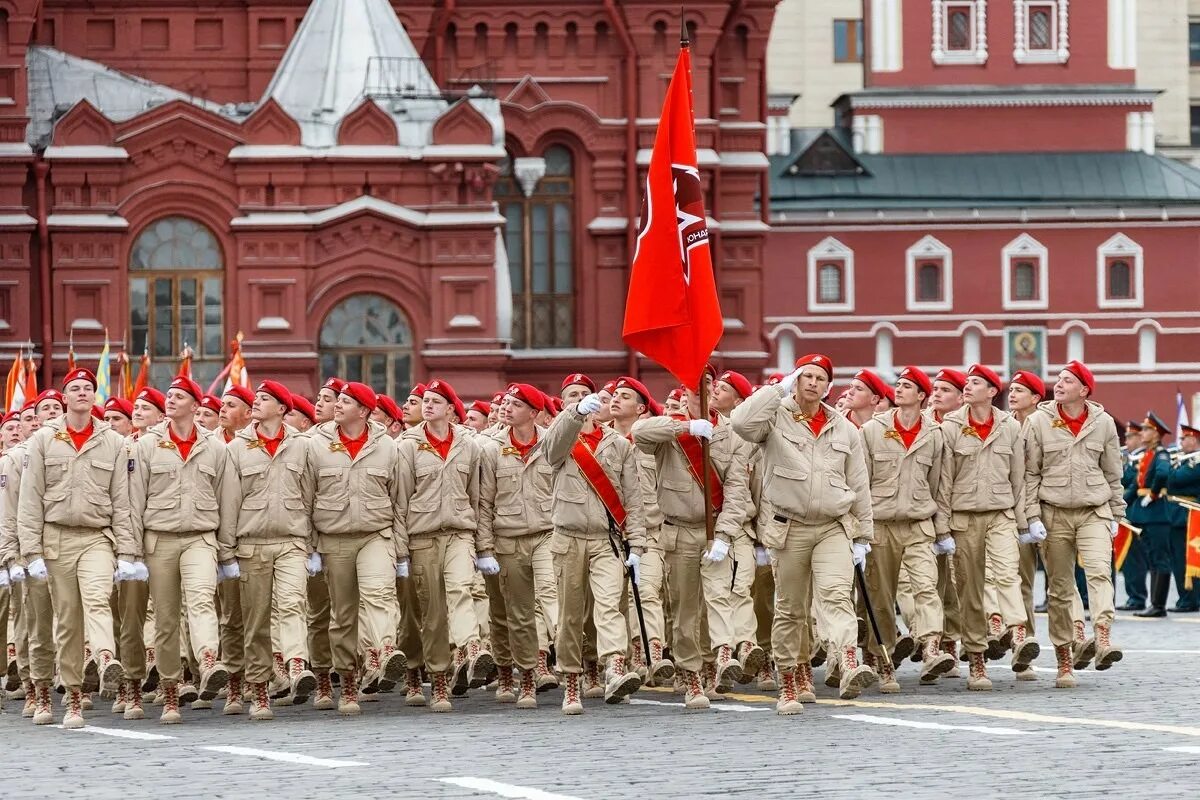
[675,432,724,511]
[570,437,627,530]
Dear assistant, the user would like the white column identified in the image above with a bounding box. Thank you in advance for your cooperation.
[1067,328,1085,362]
[1127,112,1143,153]
[1139,325,1157,370]
[493,227,513,341]
[852,116,868,153]
[870,0,902,72]
[1109,0,1137,69]
[963,329,981,366]
[1141,112,1155,155]
[875,328,894,380]
[866,116,884,154]
[777,330,796,373]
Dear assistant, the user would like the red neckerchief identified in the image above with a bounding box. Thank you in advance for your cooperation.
[893,413,922,450]
[425,426,454,460]
[968,410,994,442]
[169,424,198,461]
[932,411,944,424]
[339,426,369,459]
[510,428,537,460]
[579,425,604,453]
[1058,404,1088,437]
[222,429,234,444]
[843,409,862,429]
[257,424,286,457]
[808,407,828,437]
[67,422,93,452]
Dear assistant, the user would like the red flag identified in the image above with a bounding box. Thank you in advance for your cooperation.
[1187,509,1200,589]
[622,36,722,391]
[1113,521,1139,571]
[132,349,150,399]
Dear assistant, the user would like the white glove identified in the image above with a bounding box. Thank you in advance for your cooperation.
[851,541,871,568]
[931,537,956,556]
[8,564,25,583]
[306,553,323,577]
[26,558,47,580]
[0,570,8,589]
[624,551,641,586]
[577,393,603,415]
[702,538,730,564]
[1140,494,1153,507]
[220,561,240,581]
[688,419,714,440]
[395,559,410,579]
[1110,520,1120,539]
[754,545,771,567]
[1018,530,1036,545]
[1027,519,1048,542]
[778,366,805,394]
[114,560,137,583]
[131,561,149,582]
[475,555,501,576]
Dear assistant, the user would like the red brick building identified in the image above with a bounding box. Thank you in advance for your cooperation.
[0,0,775,401]
[765,0,1200,421]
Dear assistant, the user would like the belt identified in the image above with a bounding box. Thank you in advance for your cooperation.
[664,518,704,528]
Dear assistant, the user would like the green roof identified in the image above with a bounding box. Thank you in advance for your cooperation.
[769,134,1200,210]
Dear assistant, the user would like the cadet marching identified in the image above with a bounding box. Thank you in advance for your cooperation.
[0,354,1162,725]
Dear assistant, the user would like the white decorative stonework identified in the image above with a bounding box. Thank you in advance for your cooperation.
[1014,0,1069,64]
[512,157,546,198]
[932,0,988,66]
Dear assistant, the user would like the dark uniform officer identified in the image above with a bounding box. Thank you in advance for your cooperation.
[1125,413,1172,617]
[1165,424,1200,612]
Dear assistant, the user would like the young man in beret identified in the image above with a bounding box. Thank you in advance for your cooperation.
[844,370,889,429]
[305,377,343,707]
[194,395,222,432]
[285,394,317,433]
[103,398,134,437]
[371,394,405,439]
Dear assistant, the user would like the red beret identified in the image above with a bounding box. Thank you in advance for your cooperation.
[967,364,1003,391]
[703,363,718,380]
[135,387,166,412]
[469,400,492,417]
[35,389,65,410]
[933,369,967,392]
[614,376,652,404]
[62,368,97,391]
[169,375,204,402]
[668,387,684,401]
[340,381,377,412]
[853,369,889,399]
[256,380,294,412]
[407,382,427,401]
[321,377,346,395]
[601,380,618,395]
[103,397,133,420]
[1,410,18,425]
[646,398,664,416]
[505,384,545,412]
[374,393,402,422]
[795,354,833,381]
[1011,371,1046,398]
[199,395,222,413]
[90,404,104,420]
[550,396,564,414]
[425,379,465,422]
[896,366,932,397]
[223,384,255,408]
[490,391,505,405]
[764,373,784,386]
[717,370,753,400]
[879,384,895,405]
[561,373,596,394]
[1064,360,1095,395]
[20,399,37,414]
[290,394,317,424]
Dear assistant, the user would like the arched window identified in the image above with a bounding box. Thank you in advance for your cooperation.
[917,262,942,302]
[496,144,575,349]
[818,263,844,304]
[129,216,224,387]
[319,294,413,396]
[1013,261,1037,301]
[1108,259,1132,299]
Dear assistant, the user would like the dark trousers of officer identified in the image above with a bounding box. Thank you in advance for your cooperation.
[1120,535,1148,607]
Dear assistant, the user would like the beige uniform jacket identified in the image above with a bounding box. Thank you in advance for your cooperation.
[306,420,405,558]
[730,388,873,543]
[631,415,751,542]
[0,443,27,566]
[541,405,646,550]
[17,418,137,561]
[862,409,948,534]
[938,406,1027,530]
[396,422,484,555]
[217,423,314,562]
[1023,400,1126,523]
[477,426,553,544]
[129,422,225,558]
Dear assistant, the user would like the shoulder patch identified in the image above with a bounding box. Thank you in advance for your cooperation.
[0,473,6,488]
[22,454,28,468]
[128,458,135,473]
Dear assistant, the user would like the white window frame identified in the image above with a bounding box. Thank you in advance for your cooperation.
[905,235,953,311]
[1001,233,1049,310]
[807,237,855,313]
[1014,0,1069,64]
[933,0,988,65]
[1096,233,1144,309]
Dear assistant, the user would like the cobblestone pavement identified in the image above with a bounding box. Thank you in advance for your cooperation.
[3,586,1199,800]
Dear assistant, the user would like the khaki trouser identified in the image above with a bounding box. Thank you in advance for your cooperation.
[218,574,245,676]
[405,531,475,673]
[45,530,116,690]
[626,544,665,645]
[490,533,543,671]
[553,532,627,674]
[901,557,962,643]
[0,584,8,676]
[9,584,28,681]
[952,510,1020,654]
[866,520,943,657]
[1043,506,1116,647]
[397,576,424,667]
[306,573,332,671]
[323,531,397,674]
[531,532,558,651]
[752,563,775,653]
[116,579,150,681]
[239,540,308,684]
[471,572,490,640]
[771,518,857,668]
[24,576,54,682]
[730,531,758,646]
[147,532,220,684]
[662,522,738,672]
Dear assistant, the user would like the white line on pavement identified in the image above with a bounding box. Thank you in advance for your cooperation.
[57,725,176,741]
[200,745,367,768]
[1124,649,1200,655]
[831,713,1030,736]
[628,697,770,713]
[436,777,585,800]
[1164,746,1200,755]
